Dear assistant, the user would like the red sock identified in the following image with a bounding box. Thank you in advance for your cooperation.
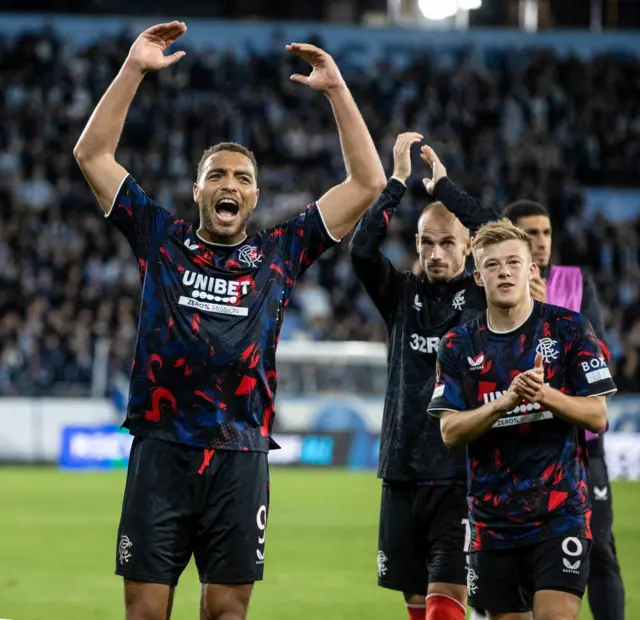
[407,603,426,620]
[425,594,466,620]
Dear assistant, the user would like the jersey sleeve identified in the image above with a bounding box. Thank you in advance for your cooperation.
[428,331,469,416]
[105,174,175,261]
[349,178,405,322]
[276,202,339,279]
[566,315,617,398]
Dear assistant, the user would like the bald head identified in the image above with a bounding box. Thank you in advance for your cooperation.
[415,201,470,282]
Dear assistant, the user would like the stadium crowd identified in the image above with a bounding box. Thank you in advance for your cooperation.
[1,27,640,396]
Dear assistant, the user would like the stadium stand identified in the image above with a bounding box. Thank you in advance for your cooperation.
[1,27,640,396]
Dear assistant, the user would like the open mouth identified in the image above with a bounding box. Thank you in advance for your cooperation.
[214,198,240,223]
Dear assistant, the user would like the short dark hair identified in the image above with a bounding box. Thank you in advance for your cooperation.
[502,200,549,225]
[197,142,258,182]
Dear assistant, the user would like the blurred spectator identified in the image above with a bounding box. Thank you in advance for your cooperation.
[1,28,640,395]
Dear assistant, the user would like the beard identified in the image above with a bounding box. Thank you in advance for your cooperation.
[199,204,245,240]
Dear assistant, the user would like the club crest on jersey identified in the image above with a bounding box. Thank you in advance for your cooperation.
[179,270,251,316]
[452,290,465,310]
[238,245,263,268]
[467,353,484,370]
[536,337,559,363]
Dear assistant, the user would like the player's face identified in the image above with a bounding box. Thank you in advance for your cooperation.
[415,209,469,283]
[193,150,259,243]
[516,215,552,268]
[474,239,536,308]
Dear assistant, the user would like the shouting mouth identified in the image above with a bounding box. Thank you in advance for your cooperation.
[214,198,240,223]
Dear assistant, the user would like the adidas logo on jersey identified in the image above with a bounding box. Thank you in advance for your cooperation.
[178,270,251,317]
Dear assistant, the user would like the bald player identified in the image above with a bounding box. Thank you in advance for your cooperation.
[349,133,500,620]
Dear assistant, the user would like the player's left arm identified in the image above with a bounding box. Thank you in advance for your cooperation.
[420,146,501,233]
[537,317,616,433]
[579,268,610,360]
[287,44,386,241]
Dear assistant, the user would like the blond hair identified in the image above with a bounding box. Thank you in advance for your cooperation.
[472,218,532,265]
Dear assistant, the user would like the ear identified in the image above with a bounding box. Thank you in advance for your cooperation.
[193,182,200,204]
[415,233,420,255]
[528,260,537,280]
[474,269,485,288]
[249,187,260,213]
[463,236,472,257]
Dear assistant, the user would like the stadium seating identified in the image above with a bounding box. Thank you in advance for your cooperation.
[1,27,640,396]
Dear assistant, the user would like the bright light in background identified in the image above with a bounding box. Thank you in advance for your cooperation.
[458,0,482,9]
[418,0,458,20]
[417,0,482,20]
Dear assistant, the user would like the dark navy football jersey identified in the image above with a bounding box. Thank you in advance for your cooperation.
[107,175,337,451]
[350,177,498,482]
[428,300,617,551]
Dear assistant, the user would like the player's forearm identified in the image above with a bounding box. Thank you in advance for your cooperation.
[440,401,506,447]
[349,179,404,262]
[539,387,607,433]
[73,62,144,162]
[432,177,500,232]
[327,86,386,191]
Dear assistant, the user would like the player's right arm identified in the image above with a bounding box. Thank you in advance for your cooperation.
[428,331,521,447]
[349,132,421,321]
[420,146,501,233]
[73,22,186,213]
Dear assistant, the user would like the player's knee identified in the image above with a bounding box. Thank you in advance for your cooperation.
[427,581,467,604]
[425,591,467,620]
[200,583,252,620]
[124,581,174,620]
[404,593,427,606]
[533,591,580,620]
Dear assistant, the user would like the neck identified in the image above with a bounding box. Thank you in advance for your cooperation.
[487,296,533,333]
[197,227,247,246]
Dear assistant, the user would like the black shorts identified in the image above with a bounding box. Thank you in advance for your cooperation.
[115,436,269,586]
[468,536,592,613]
[377,481,468,595]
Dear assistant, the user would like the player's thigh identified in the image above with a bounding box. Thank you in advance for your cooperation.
[200,583,253,620]
[589,454,614,533]
[124,580,175,620]
[422,483,468,592]
[467,549,531,615]
[116,436,194,586]
[377,482,428,596]
[528,536,590,614]
[194,450,269,586]
[532,589,581,620]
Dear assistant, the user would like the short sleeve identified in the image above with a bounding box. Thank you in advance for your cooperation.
[566,316,617,398]
[428,331,469,416]
[106,175,175,261]
[275,203,339,279]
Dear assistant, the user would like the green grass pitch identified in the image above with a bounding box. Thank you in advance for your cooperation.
[0,467,638,619]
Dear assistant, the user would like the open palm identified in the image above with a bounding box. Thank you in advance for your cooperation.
[286,43,345,92]
[126,21,187,72]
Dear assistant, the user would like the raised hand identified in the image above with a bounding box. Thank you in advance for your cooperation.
[286,43,346,93]
[391,132,424,183]
[125,21,187,73]
[420,145,448,195]
[529,263,547,302]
